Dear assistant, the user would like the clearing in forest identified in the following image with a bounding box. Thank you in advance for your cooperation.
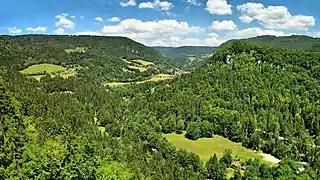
[20,63,65,75]
[105,74,173,87]
[19,63,80,81]
[127,65,148,72]
[164,133,269,163]
[65,47,87,53]
[132,59,154,66]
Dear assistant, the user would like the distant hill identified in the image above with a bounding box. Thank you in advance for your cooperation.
[0,35,174,82]
[153,46,218,67]
[220,35,320,51]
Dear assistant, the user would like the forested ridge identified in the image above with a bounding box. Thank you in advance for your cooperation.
[1,35,320,179]
[220,35,320,52]
[0,35,174,82]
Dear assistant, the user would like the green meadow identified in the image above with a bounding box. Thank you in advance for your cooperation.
[19,63,65,75]
[163,133,263,162]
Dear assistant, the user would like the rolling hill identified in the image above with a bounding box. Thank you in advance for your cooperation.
[0,35,174,82]
[220,35,320,51]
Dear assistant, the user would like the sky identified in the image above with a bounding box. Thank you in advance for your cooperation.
[1,0,320,46]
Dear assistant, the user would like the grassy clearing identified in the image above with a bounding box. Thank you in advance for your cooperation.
[163,133,263,162]
[132,59,154,66]
[105,74,173,87]
[20,64,80,81]
[65,47,87,53]
[20,63,65,75]
[128,65,148,72]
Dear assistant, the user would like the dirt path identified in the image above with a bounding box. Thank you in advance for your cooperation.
[260,153,280,164]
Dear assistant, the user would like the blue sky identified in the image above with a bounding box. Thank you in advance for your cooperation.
[1,0,320,46]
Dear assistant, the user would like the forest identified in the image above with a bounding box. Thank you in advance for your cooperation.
[1,35,320,179]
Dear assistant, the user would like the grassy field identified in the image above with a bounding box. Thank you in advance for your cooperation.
[132,59,154,66]
[128,65,148,72]
[20,63,65,75]
[20,64,80,81]
[105,74,173,87]
[163,133,263,162]
[65,47,87,53]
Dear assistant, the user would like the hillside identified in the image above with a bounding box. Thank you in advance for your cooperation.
[220,35,320,51]
[0,35,174,82]
[153,46,217,67]
[1,38,320,179]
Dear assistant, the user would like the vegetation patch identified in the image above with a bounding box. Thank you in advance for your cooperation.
[127,65,148,72]
[164,133,263,162]
[19,63,65,75]
[105,74,173,87]
[132,59,154,66]
[65,47,87,53]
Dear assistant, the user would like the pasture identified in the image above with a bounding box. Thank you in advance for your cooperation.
[164,133,264,162]
[105,74,173,87]
[20,63,65,75]
[132,59,154,66]
[127,65,148,72]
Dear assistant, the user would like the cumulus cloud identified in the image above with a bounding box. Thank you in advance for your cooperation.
[94,17,104,22]
[139,0,173,11]
[229,27,293,39]
[70,16,76,19]
[55,13,75,30]
[237,2,315,30]
[80,16,85,19]
[206,0,232,15]
[108,17,121,22]
[211,20,237,31]
[26,26,47,32]
[101,18,202,38]
[120,0,136,7]
[5,27,22,34]
[54,28,65,35]
[185,0,201,6]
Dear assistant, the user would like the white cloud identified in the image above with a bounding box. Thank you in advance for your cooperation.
[185,0,201,6]
[94,17,104,22]
[80,16,84,19]
[54,28,65,35]
[237,2,315,30]
[147,36,225,46]
[5,27,22,34]
[120,0,136,7]
[239,15,253,24]
[139,0,173,11]
[229,27,293,39]
[71,16,76,19]
[206,0,232,15]
[108,17,121,22]
[74,31,103,36]
[55,13,75,29]
[26,26,47,32]
[211,20,237,31]
[101,18,202,38]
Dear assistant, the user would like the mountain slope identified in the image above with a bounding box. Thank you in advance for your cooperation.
[220,35,320,51]
[0,35,174,82]
[153,46,217,67]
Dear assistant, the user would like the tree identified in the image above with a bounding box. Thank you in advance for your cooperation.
[206,154,226,180]
[185,122,201,140]
[176,118,185,134]
[200,121,213,138]
[220,149,233,168]
[231,169,242,180]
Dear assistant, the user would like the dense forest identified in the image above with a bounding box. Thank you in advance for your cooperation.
[1,35,320,179]
[221,35,320,52]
